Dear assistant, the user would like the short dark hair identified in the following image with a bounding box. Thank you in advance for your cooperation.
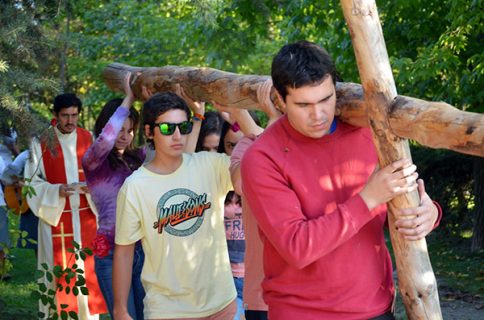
[53,93,82,113]
[94,98,142,169]
[143,92,191,148]
[271,40,337,101]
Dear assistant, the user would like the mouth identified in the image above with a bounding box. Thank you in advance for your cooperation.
[312,122,327,129]
[171,144,184,149]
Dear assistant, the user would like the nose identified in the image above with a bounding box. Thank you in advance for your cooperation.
[120,131,128,141]
[311,104,325,121]
[172,127,182,140]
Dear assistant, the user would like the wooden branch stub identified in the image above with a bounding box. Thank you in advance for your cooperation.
[103,63,483,158]
[391,96,484,155]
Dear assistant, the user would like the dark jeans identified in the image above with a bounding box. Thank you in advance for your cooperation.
[245,310,268,320]
[369,311,395,320]
[233,277,244,320]
[94,246,145,320]
[0,206,10,250]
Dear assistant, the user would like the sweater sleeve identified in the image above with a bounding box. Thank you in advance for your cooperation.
[82,106,130,171]
[229,136,254,195]
[241,146,383,270]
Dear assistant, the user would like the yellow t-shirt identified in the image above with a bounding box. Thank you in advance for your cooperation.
[116,152,236,319]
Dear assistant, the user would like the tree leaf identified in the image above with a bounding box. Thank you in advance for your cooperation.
[80,286,89,295]
[31,291,41,300]
[69,311,79,320]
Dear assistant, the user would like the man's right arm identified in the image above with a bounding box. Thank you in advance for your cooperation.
[113,243,135,320]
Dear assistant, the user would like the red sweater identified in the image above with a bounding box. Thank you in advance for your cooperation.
[241,116,393,319]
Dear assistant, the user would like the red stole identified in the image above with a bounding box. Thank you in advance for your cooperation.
[41,127,107,315]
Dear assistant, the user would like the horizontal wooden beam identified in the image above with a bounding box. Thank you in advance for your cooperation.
[103,63,483,157]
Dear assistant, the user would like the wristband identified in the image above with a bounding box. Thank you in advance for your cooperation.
[231,122,240,132]
[193,113,205,121]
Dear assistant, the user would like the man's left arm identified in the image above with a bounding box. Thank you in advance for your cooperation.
[394,179,442,241]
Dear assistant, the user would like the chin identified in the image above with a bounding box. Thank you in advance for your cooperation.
[307,131,326,139]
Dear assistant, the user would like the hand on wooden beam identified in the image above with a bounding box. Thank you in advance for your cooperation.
[394,179,440,241]
[359,158,419,211]
[175,84,206,117]
[256,79,283,127]
[120,72,135,108]
[103,63,483,157]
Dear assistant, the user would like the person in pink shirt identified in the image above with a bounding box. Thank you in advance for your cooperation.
[229,81,281,320]
[239,41,441,320]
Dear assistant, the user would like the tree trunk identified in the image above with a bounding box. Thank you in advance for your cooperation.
[471,156,484,251]
[59,0,70,92]
[102,64,484,158]
[340,0,442,318]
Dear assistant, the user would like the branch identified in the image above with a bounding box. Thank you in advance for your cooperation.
[103,63,483,157]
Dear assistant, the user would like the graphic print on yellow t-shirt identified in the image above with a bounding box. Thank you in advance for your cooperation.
[153,188,212,236]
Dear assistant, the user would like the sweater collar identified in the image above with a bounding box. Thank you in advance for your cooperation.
[280,115,338,143]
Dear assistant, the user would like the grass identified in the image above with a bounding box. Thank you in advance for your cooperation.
[1,231,481,319]
[429,235,483,295]
[0,248,38,319]
[0,248,112,320]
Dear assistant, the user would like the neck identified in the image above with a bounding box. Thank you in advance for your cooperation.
[146,153,183,175]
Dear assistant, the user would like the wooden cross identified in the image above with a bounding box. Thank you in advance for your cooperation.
[52,222,74,269]
[102,2,482,318]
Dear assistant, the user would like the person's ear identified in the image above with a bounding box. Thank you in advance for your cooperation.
[144,124,153,139]
[274,91,287,114]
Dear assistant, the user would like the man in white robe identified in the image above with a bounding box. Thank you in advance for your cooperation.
[25,93,106,319]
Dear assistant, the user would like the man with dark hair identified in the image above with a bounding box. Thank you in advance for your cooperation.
[52,93,83,134]
[25,93,107,319]
[113,92,238,319]
[240,40,441,319]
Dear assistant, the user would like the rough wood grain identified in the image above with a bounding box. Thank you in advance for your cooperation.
[103,63,484,157]
[341,0,442,318]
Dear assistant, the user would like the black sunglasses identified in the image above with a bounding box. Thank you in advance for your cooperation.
[155,121,193,136]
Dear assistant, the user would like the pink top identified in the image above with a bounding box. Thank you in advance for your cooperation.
[240,116,393,319]
[231,137,268,311]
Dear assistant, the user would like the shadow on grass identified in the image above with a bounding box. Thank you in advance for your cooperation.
[0,247,38,319]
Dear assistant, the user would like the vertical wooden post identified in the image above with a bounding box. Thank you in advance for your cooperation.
[340,0,442,318]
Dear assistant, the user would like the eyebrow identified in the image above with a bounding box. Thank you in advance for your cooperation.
[294,92,334,106]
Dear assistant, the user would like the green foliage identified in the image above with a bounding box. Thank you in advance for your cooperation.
[381,0,483,112]
[430,236,484,295]
[0,0,59,147]
[0,248,38,319]
[32,240,92,320]
[0,209,37,279]
[412,145,476,234]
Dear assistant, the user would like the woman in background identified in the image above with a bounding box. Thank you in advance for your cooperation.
[82,73,146,320]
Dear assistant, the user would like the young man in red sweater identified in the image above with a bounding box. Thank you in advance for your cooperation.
[239,41,441,319]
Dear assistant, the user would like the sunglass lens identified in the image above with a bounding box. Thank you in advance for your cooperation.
[179,121,193,134]
[159,123,175,135]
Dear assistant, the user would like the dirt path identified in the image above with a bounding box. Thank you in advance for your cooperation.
[439,283,483,320]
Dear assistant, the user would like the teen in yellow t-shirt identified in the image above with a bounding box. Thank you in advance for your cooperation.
[113,92,236,320]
